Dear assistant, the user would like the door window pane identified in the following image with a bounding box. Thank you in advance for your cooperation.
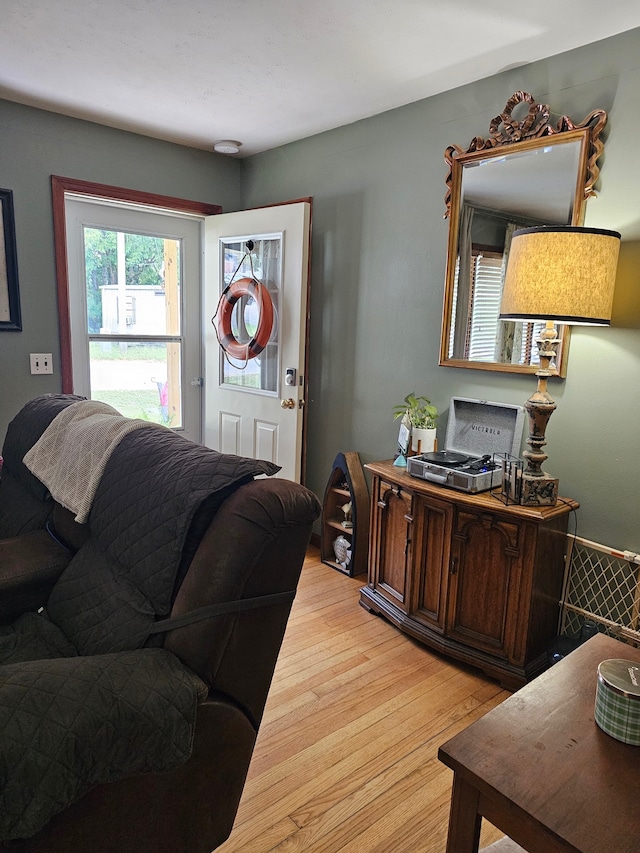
[219,236,281,394]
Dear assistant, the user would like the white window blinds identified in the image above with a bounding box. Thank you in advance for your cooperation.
[467,253,504,361]
[449,248,547,366]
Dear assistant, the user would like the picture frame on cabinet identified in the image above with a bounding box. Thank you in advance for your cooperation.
[0,189,22,331]
[398,419,410,455]
[394,417,410,467]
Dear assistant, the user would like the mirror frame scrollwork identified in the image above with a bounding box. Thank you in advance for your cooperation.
[440,91,608,376]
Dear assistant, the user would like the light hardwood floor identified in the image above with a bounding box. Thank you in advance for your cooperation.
[217,547,510,853]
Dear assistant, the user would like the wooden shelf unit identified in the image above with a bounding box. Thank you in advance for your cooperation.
[321,451,369,576]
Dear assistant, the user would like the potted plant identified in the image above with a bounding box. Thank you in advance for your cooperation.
[393,393,438,454]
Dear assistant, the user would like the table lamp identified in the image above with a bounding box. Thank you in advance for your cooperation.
[499,225,621,506]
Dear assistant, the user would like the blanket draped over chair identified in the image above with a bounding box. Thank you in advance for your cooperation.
[0,402,280,840]
[23,400,158,523]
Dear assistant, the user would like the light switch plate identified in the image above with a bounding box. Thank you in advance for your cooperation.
[30,353,53,374]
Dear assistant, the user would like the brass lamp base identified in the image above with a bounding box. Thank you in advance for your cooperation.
[520,472,559,507]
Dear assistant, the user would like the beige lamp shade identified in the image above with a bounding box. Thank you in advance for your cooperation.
[500,226,621,325]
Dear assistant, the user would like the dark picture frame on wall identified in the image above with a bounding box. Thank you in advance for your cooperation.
[0,188,22,331]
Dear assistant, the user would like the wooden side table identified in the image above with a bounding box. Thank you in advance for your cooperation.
[438,633,640,853]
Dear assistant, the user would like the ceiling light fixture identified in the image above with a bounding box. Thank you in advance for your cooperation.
[213,140,242,155]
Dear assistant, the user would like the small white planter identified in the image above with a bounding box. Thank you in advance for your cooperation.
[411,427,437,454]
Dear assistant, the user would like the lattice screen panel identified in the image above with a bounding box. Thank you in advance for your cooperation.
[561,537,640,647]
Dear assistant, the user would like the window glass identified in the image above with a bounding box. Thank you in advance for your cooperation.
[83,227,184,427]
[219,236,281,394]
[89,340,181,427]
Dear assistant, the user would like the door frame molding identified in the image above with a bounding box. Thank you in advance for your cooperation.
[51,175,221,392]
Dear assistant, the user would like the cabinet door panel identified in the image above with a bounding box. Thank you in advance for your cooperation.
[372,481,412,611]
[412,496,453,632]
[447,510,523,659]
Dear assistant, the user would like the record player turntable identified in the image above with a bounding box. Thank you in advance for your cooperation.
[406,398,525,494]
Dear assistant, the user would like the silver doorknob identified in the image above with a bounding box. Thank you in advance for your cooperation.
[280,398,296,409]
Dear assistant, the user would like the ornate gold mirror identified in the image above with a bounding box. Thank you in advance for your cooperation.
[440,92,607,376]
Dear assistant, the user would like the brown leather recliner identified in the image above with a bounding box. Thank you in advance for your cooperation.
[0,395,320,852]
[0,395,88,623]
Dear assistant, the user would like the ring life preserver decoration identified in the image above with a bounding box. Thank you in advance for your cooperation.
[212,276,274,361]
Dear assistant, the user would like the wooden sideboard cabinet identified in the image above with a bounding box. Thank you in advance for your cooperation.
[359,461,579,690]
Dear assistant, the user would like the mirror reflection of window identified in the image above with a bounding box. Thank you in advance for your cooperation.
[450,244,550,367]
[449,248,503,361]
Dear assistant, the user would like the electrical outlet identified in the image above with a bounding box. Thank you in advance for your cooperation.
[30,353,53,375]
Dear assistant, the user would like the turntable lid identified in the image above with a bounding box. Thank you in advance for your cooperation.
[445,397,525,459]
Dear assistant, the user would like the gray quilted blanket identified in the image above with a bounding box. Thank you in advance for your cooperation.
[0,423,279,839]
[0,649,207,840]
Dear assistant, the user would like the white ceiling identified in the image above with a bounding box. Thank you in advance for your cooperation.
[2,1,640,157]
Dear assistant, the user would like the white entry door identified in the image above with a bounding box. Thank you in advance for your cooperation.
[203,202,311,482]
[65,197,203,443]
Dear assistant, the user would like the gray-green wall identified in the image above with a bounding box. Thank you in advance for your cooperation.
[1,28,638,552]
[0,102,242,428]
[241,28,640,553]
